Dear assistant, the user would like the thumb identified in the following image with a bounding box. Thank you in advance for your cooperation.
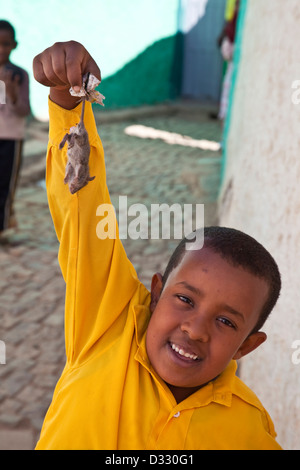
[72,85,81,93]
[67,61,101,93]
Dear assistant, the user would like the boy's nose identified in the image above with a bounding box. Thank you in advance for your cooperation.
[180,315,210,343]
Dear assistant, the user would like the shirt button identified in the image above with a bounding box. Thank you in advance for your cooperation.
[173,411,180,418]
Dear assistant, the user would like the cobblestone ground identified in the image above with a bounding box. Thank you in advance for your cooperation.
[0,104,222,449]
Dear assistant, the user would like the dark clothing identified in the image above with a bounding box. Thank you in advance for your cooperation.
[0,139,23,231]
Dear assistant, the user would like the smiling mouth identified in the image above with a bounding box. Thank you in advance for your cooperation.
[169,342,200,361]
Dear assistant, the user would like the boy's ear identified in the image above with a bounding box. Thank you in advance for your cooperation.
[233,331,267,360]
[150,272,163,313]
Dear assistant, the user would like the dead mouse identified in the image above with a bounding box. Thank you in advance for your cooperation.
[59,97,95,194]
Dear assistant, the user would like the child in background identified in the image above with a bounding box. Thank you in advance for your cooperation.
[0,20,30,235]
[33,41,282,450]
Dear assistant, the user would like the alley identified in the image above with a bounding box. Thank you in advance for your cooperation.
[0,103,222,449]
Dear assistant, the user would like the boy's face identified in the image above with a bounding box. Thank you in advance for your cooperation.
[0,30,16,66]
[146,247,268,401]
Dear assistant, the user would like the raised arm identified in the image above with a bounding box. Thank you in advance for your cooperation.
[33,42,142,366]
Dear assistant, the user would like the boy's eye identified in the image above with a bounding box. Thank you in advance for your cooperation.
[217,317,236,329]
[176,295,193,306]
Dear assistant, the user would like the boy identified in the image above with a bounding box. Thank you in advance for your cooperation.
[0,20,30,234]
[33,41,282,450]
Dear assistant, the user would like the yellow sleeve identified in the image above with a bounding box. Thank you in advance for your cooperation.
[225,0,237,20]
[46,99,139,366]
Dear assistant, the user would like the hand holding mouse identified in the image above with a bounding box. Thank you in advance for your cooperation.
[33,40,101,109]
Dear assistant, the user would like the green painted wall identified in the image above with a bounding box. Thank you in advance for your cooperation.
[220,0,248,185]
[1,0,179,119]
[100,33,184,109]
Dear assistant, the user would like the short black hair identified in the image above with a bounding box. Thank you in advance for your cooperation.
[162,226,281,333]
[0,20,16,41]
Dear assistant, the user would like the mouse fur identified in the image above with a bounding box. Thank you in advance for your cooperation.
[59,99,95,194]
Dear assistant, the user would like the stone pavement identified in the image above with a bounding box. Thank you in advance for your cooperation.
[0,102,222,449]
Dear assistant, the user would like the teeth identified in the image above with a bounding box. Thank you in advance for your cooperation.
[171,343,198,360]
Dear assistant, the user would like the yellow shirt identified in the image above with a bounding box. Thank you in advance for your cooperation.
[35,100,281,450]
[225,0,238,21]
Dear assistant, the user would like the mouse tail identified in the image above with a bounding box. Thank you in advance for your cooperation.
[80,98,86,123]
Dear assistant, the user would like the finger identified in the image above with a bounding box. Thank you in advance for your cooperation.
[64,42,101,91]
[85,58,101,84]
[64,43,86,92]
[50,50,71,87]
[33,46,68,88]
[33,42,102,92]
[65,58,83,93]
[33,54,57,87]
[42,51,70,87]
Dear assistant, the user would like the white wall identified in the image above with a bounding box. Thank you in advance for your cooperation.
[219,0,300,450]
